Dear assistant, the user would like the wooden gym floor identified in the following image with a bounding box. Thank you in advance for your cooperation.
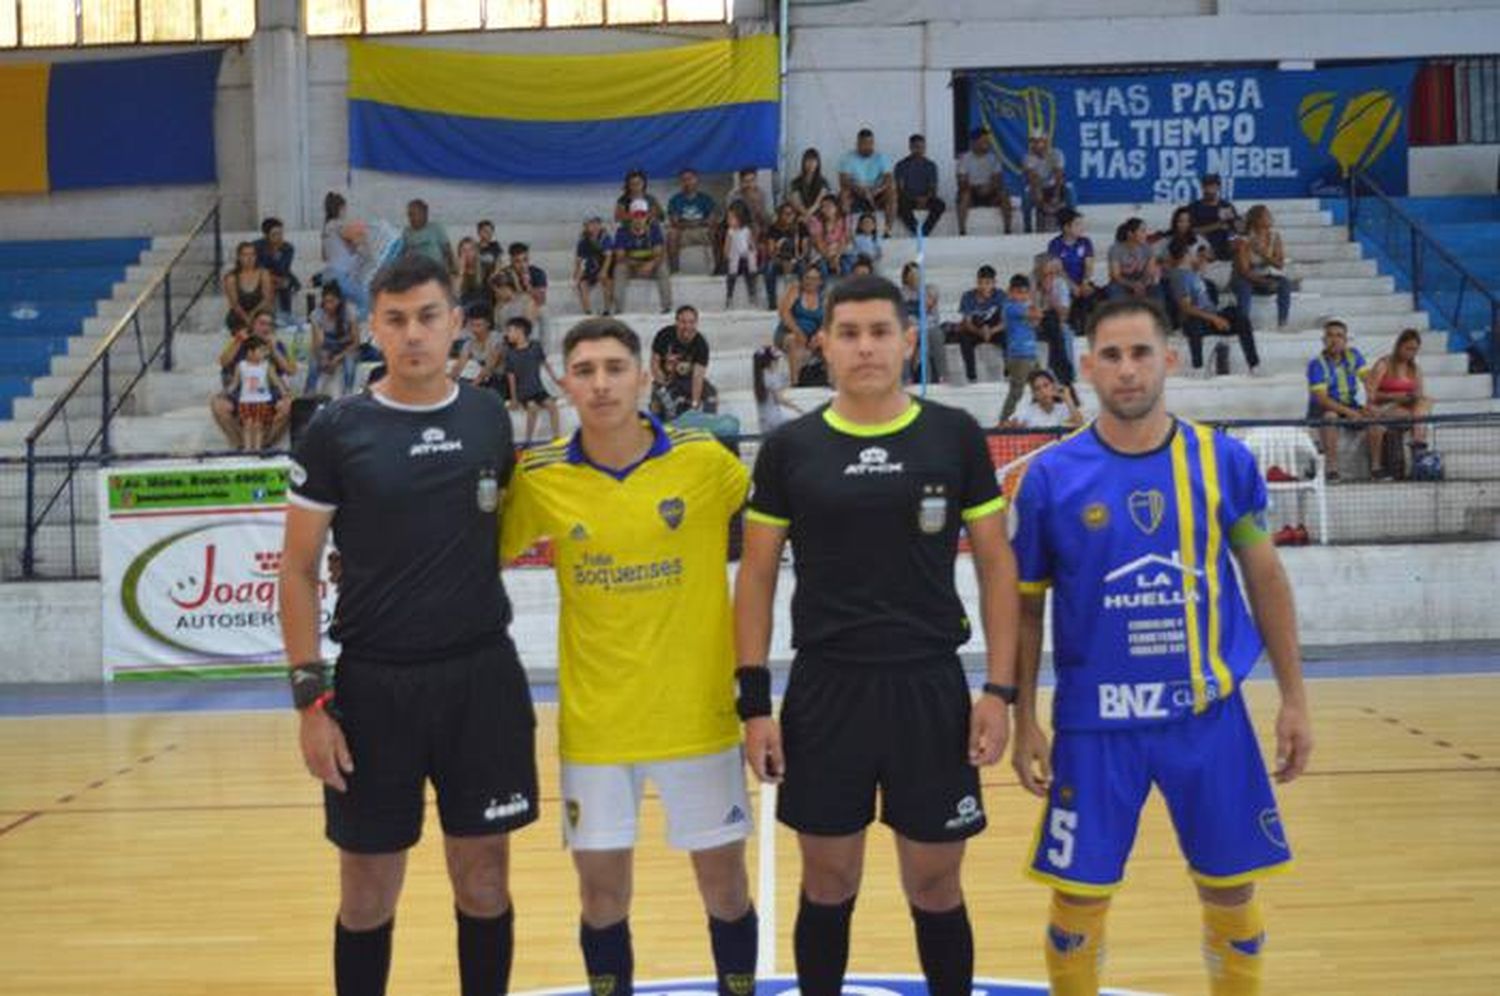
[1,661,1498,995]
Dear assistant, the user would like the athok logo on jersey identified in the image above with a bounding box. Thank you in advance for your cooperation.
[844,446,905,476]
[409,425,464,457]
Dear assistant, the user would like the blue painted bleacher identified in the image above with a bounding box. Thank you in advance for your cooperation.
[0,237,148,420]
[1329,195,1500,357]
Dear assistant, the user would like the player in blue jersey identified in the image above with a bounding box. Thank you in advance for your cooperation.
[1009,298,1313,995]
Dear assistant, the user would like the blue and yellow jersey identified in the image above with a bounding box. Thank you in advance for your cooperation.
[1306,347,1368,408]
[500,415,749,764]
[1011,419,1269,731]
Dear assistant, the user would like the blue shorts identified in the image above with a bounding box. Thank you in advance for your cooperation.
[1028,691,1291,895]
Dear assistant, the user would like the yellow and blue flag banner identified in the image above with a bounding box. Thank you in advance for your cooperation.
[0,50,221,196]
[971,61,1418,203]
[348,36,780,182]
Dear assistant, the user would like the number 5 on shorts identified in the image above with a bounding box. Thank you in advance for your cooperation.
[1047,808,1078,869]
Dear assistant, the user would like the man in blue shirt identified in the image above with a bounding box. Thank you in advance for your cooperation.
[612,202,674,314]
[667,168,723,274]
[1000,274,1041,422]
[1010,298,1313,996]
[894,134,946,237]
[1306,318,1376,480]
[957,265,1006,383]
[838,128,897,237]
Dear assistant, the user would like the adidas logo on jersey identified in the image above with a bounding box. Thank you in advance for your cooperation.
[410,426,464,457]
[844,445,904,476]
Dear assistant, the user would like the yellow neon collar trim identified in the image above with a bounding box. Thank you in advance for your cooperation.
[822,398,921,437]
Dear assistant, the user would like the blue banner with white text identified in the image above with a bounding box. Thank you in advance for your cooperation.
[969,62,1418,204]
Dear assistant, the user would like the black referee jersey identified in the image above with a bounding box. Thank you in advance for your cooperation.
[288,382,515,661]
[746,399,1005,665]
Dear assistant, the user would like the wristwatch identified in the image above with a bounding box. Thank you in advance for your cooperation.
[289,661,332,712]
[982,682,1018,705]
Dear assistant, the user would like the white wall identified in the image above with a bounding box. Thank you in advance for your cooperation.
[1410,144,1500,194]
[5,542,1499,682]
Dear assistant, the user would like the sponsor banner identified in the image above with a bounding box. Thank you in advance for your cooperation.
[970,61,1417,203]
[513,975,1162,995]
[99,459,336,680]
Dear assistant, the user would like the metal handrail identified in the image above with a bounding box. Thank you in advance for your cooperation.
[1346,170,1499,395]
[23,200,223,447]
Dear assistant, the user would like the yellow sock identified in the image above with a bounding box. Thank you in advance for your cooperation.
[1202,898,1266,995]
[1045,893,1108,996]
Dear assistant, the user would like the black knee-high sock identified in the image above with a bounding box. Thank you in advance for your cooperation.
[580,918,633,996]
[456,905,515,996]
[709,905,758,996]
[335,917,393,996]
[794,893,855,996]
[911,903,974,996]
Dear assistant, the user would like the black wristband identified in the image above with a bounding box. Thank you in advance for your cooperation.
[289,661,331,712]
[982,682,1018,705]
[734,666,773,721]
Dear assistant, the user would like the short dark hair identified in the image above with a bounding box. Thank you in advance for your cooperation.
[478,219,494,230]
[977,264,997,280]
[563,316,642,360]
[739,167,758,179]
[1027,368,1057,387]
[1085,298,1170,343]
[407,198,428,211]
[909,133,925,145]
[1057,208,1081,229]
[675,304,699,319]
[465,304,493,325]
[1166,236,1195,263]
[370,252,456,307]
[508,241,529,256]
[823,274,906,328]
[506,316,533,338]
[260,216,283,236]
[1323,318,1348,334]
[857,127,874,140]
[1009,274,1031,291]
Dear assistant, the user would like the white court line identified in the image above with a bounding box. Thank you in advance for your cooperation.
[756,780,778,976]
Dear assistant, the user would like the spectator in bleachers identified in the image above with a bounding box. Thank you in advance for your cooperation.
[1000,273,1043,421]
[253,217,299,319]
[753,345,802,433]
[839,127,898,237]
[956,127,1013,235]
[725,167,774,234]
[476,219,503,280]
[227,337,289,453]
[401,199,456,274]
[1033,254,1078,387]
[723,204,760,309]
[614,168,664,225]
[957,264,1006,384]
[572,217,614,316]
[1306,318,1376,481]
[775,265,826,386]
[807,198,855,276]
[211,309,295,448]
[454,237,492,315]
[504,316,562,444]
[850,255,876,277]
[1047,209,1099,328]
[1187,173,1241,261]
[762,202,810,308]
[1151,206,1216,328]
[786,148,835,222]
[651,305,719,418]
[1165,237,1261,377]
[450,306,507,396]
[667,168,722,273]
[1233,205,1293,330]
[222,241,273,332]
[851,213,882,267]
[319,192,369,317]
[1007,368,1084,429]
[491,241,548,324]
[1366,328,1434,478]
[305,282,360,398]
[1022,129,1074,233]
[612,202,673,313]
[1106,217,1163,303]
[900,261,947,384]
[894,133,947,237]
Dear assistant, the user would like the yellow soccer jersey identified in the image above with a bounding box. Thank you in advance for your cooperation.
[501,417,749,764]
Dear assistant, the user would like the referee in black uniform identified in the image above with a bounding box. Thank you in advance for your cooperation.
[734,274,1020,996]
[280,253,539,996]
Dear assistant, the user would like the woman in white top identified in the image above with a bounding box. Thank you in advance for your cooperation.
[752,346,801,434]
[319,192,371,316]
[1232,204,1293,329]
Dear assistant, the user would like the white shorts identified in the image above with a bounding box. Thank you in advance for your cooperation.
[561,745,752,852]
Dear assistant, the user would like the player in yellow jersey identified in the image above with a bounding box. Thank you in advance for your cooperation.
[500,318,756,996]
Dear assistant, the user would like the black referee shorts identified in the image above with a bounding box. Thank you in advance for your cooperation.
[777,655,985,843]
[325,637,539,854]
